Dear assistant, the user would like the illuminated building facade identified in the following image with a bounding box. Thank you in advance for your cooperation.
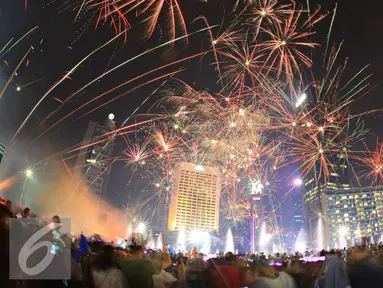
[168,162,221,232]
[73,117,115,198]
[327,186,383,248]
[302,154,350,249]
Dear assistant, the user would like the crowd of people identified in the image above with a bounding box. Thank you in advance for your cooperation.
[2,199,383,288]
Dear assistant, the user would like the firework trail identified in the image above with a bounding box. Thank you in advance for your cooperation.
[10,28,130,142]
[0,26,39,59]
[73,0,190,42]
[0,47,32,99]
[4,0,380,232]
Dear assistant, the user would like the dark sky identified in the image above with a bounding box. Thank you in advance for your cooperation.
[0,0,383,222]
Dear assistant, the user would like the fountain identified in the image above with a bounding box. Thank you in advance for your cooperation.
[200,232,211,254]
[370,234,375,245]
[317,216,324,251]
[339,226,348,249]
[147,229,154,248]
[177,226,186,252]
[295,229,306,253]
[259,223,268,253]
[225,228,234,253]
[156,233,163,250]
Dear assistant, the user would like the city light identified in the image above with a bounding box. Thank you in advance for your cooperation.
[339,226,348,236]
[190,230,209,243]
[195,164,204,171]
[137,222,146,233]
[293,178,303,186]
[295,93,307,107]
[24,169,33,178]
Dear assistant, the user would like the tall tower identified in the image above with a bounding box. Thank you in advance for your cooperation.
[73,115,115,199]
[168,162,221,232]
[152,192,169,233]
[302,155,350,249]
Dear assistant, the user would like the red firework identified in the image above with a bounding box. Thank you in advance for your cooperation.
[354,139,383,186]
[257,7,327,80]
[83,0,188,42]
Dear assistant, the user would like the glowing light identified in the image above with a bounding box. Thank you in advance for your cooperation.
[137,222,146,233]
[260,10,266,17]
[281,40,286,45]
[225,97,229,101]
[295,93,307,107]
[155,183,160,187]
[293,178,302,186]
[230,122,236,127]
[306,122,312,127]
[25,169,33,178]
[339,226,348,236]
[213,40,217,45]
[86,159,97,164]
[182,130,186,133]
[239,109,244,114]
[319,149,324,154]
[190,230,209,243]
[245,60,250,66]
[141,160,146,164]
[174,124,179,129]
[195,164,205,171]
[319,126,324,132]
[16,86,21,91]
[108,113,115,120]
[292,122,296,126]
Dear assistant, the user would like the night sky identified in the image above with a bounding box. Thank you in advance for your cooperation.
[1,0,383,232]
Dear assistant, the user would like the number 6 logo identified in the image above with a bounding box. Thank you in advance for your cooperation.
[18,223,61,276]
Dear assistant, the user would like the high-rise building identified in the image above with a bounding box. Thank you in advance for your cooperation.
[302,154,350,249]
[168,162,221,232]
[73,116,115,198]
[327,186,383,248]
[152,191,169,233]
